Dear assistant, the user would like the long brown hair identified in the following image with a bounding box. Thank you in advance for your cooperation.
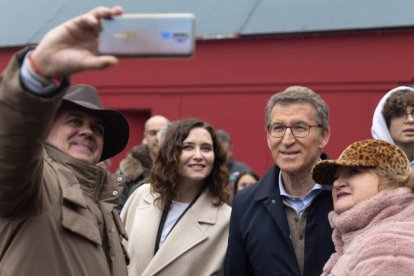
[150,118,230,209]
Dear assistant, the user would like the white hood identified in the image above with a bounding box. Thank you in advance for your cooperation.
[371,86,414,168]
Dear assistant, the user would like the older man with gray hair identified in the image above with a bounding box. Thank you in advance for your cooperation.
[225,86,334,276]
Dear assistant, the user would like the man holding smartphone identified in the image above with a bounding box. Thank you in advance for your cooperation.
[0,6,129,276]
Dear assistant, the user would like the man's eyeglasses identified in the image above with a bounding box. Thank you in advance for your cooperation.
[268,123,321,138]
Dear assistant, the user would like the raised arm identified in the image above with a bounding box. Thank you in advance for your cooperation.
[0,6,123,217]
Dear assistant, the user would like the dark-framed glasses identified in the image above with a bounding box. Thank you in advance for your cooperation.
[268,123,321,138]
[396,110,414,121]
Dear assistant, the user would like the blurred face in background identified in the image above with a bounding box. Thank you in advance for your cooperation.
[143,115,169,155]
[218,140,232,162]
[389,105,414,151]
[236,174,257,191]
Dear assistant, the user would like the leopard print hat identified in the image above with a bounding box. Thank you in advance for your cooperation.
[312,139,410,185]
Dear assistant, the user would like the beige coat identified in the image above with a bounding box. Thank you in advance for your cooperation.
[121,184,231,276]
[0,51,128,276]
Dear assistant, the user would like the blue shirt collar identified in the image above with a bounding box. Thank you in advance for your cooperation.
[278,171,331,214]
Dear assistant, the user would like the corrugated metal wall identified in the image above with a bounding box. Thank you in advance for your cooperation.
[2,29,414,174]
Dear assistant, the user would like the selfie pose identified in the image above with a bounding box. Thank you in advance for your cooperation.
[121,118,231,276]
[0,6,130,276]
[312,139,414,275]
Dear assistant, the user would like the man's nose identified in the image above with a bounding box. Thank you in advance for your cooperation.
[281,128,295,144]
[78,125,94,136]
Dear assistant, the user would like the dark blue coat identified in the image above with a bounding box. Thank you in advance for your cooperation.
[224,164,334,276]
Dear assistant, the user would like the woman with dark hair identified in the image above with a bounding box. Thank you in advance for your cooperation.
[233,170,260,195]
[121,118,231,276]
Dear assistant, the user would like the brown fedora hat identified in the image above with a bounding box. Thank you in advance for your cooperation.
[61,84,129,161]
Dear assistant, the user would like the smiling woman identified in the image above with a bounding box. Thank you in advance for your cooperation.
[312,139,414,275]
[120,118,231,276]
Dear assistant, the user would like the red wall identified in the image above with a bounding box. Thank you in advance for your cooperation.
[2,29,414,175]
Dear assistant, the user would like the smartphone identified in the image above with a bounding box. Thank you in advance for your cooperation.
[98,13,195,57]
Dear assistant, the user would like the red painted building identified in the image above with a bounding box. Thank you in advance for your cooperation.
[2,28,414,175]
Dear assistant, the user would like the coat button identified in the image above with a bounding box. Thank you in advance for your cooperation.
[117,176,123,182]
[112,191,118,196]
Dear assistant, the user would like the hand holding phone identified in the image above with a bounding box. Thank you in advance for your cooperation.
[98,13,195,57]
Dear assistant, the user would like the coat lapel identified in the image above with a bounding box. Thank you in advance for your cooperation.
[143,190,214,275]
[262,195,292,246]
[127,192,163,275]
[255,165,292,246]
